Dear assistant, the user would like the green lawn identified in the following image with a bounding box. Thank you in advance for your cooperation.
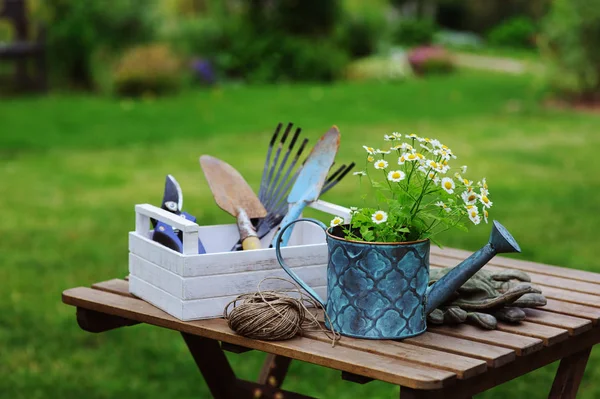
[2,72,600,398]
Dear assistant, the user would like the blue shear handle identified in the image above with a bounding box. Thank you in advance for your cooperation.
[274,218,327,308]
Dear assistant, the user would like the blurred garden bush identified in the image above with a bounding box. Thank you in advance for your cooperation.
[393,18,438,47]
[487,16,537,49]
[407,46,454,75]
[113,44,182,97]
[42,0,156,89]
[539,0,600,102]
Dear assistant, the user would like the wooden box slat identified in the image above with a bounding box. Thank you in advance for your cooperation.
[543,299,600,325]
[305,331,487,379]
[62,287,456,389]
[495,321,569,346]
[403,332,515,368]
[428,324,543,356]
[521,309,592,335]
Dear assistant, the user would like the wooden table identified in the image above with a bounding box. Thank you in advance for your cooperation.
[62,246,600,399]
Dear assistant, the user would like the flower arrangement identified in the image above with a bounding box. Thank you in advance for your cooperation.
[332,132,492,244]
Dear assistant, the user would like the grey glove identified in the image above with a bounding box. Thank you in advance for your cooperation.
[428,268,547,330]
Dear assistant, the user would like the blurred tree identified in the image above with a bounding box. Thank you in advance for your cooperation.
[540,0,600,102]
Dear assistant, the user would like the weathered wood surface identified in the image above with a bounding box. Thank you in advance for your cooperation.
[63,246,600,397]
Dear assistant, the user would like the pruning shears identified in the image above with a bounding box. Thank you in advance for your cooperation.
[151,175,206,254]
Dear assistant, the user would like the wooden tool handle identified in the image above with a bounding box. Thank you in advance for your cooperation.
[241,236,262,250]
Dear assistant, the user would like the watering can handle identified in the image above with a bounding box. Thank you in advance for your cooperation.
[274,218,327,308]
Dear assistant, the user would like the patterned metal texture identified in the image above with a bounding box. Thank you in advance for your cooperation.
[325,234,430,339]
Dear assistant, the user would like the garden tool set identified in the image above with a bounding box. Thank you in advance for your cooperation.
[151,122,351,253]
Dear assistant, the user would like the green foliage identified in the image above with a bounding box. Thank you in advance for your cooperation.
[112,44,182,97]
[165,16,348,83]
[540,0,600,99]
[338,134,490,243]
[393,18,437,47]
[487,16,537,49]
[336,8,386,58]
[43,0,157,88]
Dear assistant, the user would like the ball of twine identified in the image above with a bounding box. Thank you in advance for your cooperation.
[224,277,340,346]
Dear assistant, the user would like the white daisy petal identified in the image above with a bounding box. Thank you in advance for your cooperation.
[353,171,366,176]
[371,210,388,224]
[387,170,406,182]
[374,159,388,170]
[441,177,455,194]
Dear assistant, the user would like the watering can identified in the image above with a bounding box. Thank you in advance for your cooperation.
[275,218,521,339]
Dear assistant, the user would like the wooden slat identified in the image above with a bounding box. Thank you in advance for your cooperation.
[495,321,568,346]
[404,332,516,368]
[305,331,487,379]
[92,279,131,296]
[432,247,600,284]
[541,286,600,308]
[62,287,456,389]
[543,299,600,325]
[522,309,592,336]
[428,324,543,356]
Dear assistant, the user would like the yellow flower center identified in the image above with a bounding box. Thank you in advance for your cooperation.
[367,156,374,162]
[377,162,385,167]
[400,156,405,162]
[428,172,435,179]
[463,179,470,185]
[468,194,477,202]
[442,145,448,150]
[444,181,452,189]
[443,161,448,165]
[466,205,474,209]
[375,213,384,221]
[482,196,489,204]
[470,210,477,217]
[408,154,416,160]
[392,172,401,179]
[417,153,424,159]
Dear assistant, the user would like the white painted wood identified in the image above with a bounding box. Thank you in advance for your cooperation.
[129,253,327,300]
[129,200,347,321]
[135,204,199,233]
[309,200,352,222]
[129,275,328,321]
[129,229,328,278]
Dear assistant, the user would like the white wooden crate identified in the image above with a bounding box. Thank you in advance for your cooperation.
[128,200,350,321]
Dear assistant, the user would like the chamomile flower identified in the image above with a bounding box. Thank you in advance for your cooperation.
[353,171,366,176]
[466,206,481,225]
[330,216,344,227]
[462,178,473,187]
[430,139,442,149]
[480,195,493,208]
[406,133,420,140]
[362,146,375,154]
[371,210,388,224]
[367,155,374,163]
[461,165,468,174]
[405,153,420,162]
[435,201,452,213]
[387,170,406,182]
[374,159,388,169]
[401,143,414,151]
[483,209,489,224]
[376,149,391,155]
[426,160,439,170]
[383,135,394,141]
[420,144,432,152]
[454,172,462,180]
[461,190,479,205]
[392,132,403,139]
[480,186,489,197]
[349,206,358,213]
[441,177,455,194]
[398,154,406,165]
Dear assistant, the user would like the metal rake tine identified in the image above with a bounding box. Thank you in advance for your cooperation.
[258,123,282,203]
[263,122,293,204]
[263,126,301,211]
[264,137,309,211]
[320,162,355,195]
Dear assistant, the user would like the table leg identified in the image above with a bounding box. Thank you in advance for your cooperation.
[258,354,292,388]
[548,347,592,399]
[181,332,237,399]
[400,387,471,399]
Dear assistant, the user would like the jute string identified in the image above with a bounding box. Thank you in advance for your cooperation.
[223,277,340,347]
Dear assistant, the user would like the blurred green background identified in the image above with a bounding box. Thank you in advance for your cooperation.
[1,0,600,398]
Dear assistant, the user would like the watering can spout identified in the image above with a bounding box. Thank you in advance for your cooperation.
[425,220,521,314]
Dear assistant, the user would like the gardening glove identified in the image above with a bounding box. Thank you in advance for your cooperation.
[427,268,547,330]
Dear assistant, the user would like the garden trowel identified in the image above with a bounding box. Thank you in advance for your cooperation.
[270,126,341,247]
[200,155,267,250]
